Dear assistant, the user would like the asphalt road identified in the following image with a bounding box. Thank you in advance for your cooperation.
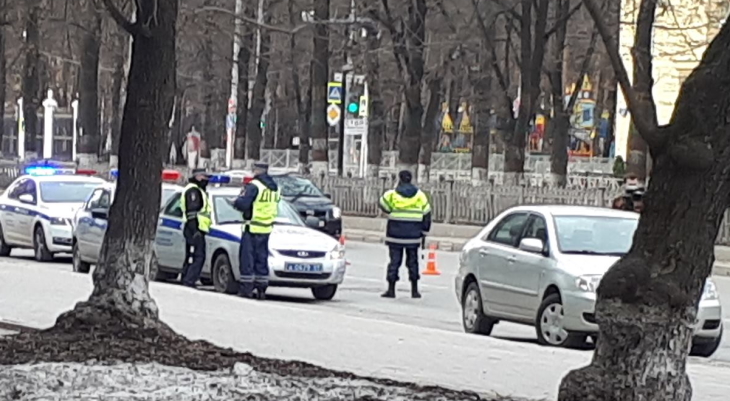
[5,242,730,364]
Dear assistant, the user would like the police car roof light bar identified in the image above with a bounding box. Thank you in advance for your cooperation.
[208,174,231,184]
[75,169,98,176]
[162,169,182,182]
[109,169,119,180]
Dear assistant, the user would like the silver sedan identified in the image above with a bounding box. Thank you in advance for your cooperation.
[454,205,723,357]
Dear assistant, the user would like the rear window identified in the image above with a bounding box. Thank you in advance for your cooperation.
[40,181,100,203]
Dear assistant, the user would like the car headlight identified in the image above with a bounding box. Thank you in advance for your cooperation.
[331,206,342,219]
[50,217,68,226]
[702,279,719,301]
[576,275,602,292]
[327,246,345,260]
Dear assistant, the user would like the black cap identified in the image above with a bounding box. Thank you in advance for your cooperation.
[253,162,269,169]
[398,170,412,184]
[191,168,208,176]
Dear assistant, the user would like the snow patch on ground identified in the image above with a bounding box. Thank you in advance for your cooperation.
[0,362,486,401]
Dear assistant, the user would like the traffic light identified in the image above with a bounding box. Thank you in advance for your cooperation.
[346,79,364,115]
[347,101,359,114]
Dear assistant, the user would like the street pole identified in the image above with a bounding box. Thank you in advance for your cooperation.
[337,71,349,177]
[227,0,243,169]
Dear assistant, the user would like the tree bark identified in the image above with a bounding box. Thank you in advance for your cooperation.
[559,2,730,400]
[287,0,309,174]
[22,0,43,158]
[0,0,6,155]
[417,76,442,182]
[78,0,103,167]
[364,28,383,178]
[397,0,427,175]
[245,3,270,164]
[109,28,127,167]
[471,50,493,184]
[233,3,254,168]
[310,0,329,175]
[64,0,178,324]
[200,11,215,164]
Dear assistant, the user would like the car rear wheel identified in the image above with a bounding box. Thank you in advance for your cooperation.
[33,227,53,262]
[691,327,723,358]
[462,281,496,335]
[0,224,11,257]
[212,252,238,294]
[72,241,91,274]
[536,293,586,347]
[312,284,338,300]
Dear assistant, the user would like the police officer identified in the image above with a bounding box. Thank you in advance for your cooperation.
[234,162,281,299]
[180,169,212,288]
[378,170,432,299]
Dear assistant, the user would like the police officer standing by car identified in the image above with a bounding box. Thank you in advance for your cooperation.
[180,168,212,288]
[378,170,432,299]
[234,162,281,299]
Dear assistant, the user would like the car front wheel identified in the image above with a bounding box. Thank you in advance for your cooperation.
[312,284,338,300]
[212,252,238,294]
[0,224,12,257]
[536,293,586,348]
[33,227,53,262]
[72,241,91,274]
[462,281,496,335]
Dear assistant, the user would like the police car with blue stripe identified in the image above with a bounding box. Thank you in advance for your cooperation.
[0,163,106,261]
[73,174,347,300]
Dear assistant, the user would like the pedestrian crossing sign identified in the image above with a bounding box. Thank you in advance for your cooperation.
[327,82,343,104]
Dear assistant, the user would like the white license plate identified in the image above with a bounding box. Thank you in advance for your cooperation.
[285,263,323,273]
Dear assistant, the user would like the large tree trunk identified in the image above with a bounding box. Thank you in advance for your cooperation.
[0,0,6,156]
[78,0,103,167]
[61,0,178,325]
[287,0,308,174]
[471,50,493,184]
[309,0,329,176]
[364,27,383,179]
[233,4,254,169]
[398,0,427,175]
[109,28,127,168]
[548,0,570,187]
[559,2,730,400]
[417,77,441,182]
[245,3,270,165]
[22,0,42,159]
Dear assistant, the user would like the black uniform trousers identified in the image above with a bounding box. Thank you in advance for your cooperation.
[238,228,271,295]
[182,229,206,287]
[386,244,420,283]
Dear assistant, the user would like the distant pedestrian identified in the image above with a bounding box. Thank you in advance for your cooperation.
[233,162,281,299]
[378,170,432,299]
[180,169,211,288]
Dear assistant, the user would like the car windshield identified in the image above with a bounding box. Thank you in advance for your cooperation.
[553,215,638,256]
[39,181,100,203]
[271,175,325,198]
[212,195,305,226]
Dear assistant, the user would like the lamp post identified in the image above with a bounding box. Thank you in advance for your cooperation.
[71,99,79,162]
[16,98,25,161]
[42,89,57,159]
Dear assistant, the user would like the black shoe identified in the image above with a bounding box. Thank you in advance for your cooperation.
[411,281,421,299]
[256,289,267,300]
[381,282,396,298]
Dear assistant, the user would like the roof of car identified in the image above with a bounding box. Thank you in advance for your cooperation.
[24,174,107,183]
[207,187,242,196]
[508,204,638,219]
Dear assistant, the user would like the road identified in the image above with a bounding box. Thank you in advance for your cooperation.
[4,242,730,364]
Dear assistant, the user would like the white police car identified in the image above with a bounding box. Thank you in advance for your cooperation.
[0,164,106,261]
[74,174,347,300]
[72,169,184,273]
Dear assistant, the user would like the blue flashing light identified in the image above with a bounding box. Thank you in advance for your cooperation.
[109,169,119,179]
[25,166,59,176]
[208,175,231,184]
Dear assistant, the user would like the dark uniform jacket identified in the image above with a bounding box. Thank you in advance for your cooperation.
[379,183,432,247]
[233,174,279,224]
[183,183,205,237]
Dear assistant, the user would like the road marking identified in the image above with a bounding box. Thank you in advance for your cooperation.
[344,275,450,290]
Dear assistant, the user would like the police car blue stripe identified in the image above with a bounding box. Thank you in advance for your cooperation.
[160,218,182,230]
[209,229,240,243]
[0,204,54,221]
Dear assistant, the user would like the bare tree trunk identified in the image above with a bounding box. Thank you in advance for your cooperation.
[287,0,308,173]
[78,0,103,167]
[0,0,6,155]
[398,0,427,175]
[22,0,42,159]
[245,4,270,164]
[471,50,493,184]
[310,0,329,175]
[109,27,127,168]
[417,77,441,182]
[59,0,179,325]
[364,27,383,178]
[548,0,570,187]
[233,4,254,168]
[558,0,730,399]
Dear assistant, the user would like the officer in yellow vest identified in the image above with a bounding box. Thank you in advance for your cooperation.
[378,170,431,298]
[180,169,212,288]
[233,162,281,299]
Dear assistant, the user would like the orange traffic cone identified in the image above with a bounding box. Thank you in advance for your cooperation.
[422,243,441,276]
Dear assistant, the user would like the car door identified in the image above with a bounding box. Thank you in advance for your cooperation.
[478,212,530,318]
[75,188,104,260]
[88,190,112,261]
[14,179,38,247]
[1,179,25,244]
[507,213,552,318]
[156,192,186,270]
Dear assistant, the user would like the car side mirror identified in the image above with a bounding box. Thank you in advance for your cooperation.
[91,208,109,220]
[18,194,35,204]
[519,238,545,255]
[304,215,320,228]
[324,193,332,199]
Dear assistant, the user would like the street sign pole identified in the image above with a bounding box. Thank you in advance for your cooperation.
[337,70,349,177]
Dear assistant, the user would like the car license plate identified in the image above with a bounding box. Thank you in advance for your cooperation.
[285,263,323,273]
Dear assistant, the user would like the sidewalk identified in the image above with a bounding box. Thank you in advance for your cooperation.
[342,216,730,277]
[1,263,730,400]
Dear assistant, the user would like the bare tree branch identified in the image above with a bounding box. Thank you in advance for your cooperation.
[544,1,583,38]
[100,0,145,37]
